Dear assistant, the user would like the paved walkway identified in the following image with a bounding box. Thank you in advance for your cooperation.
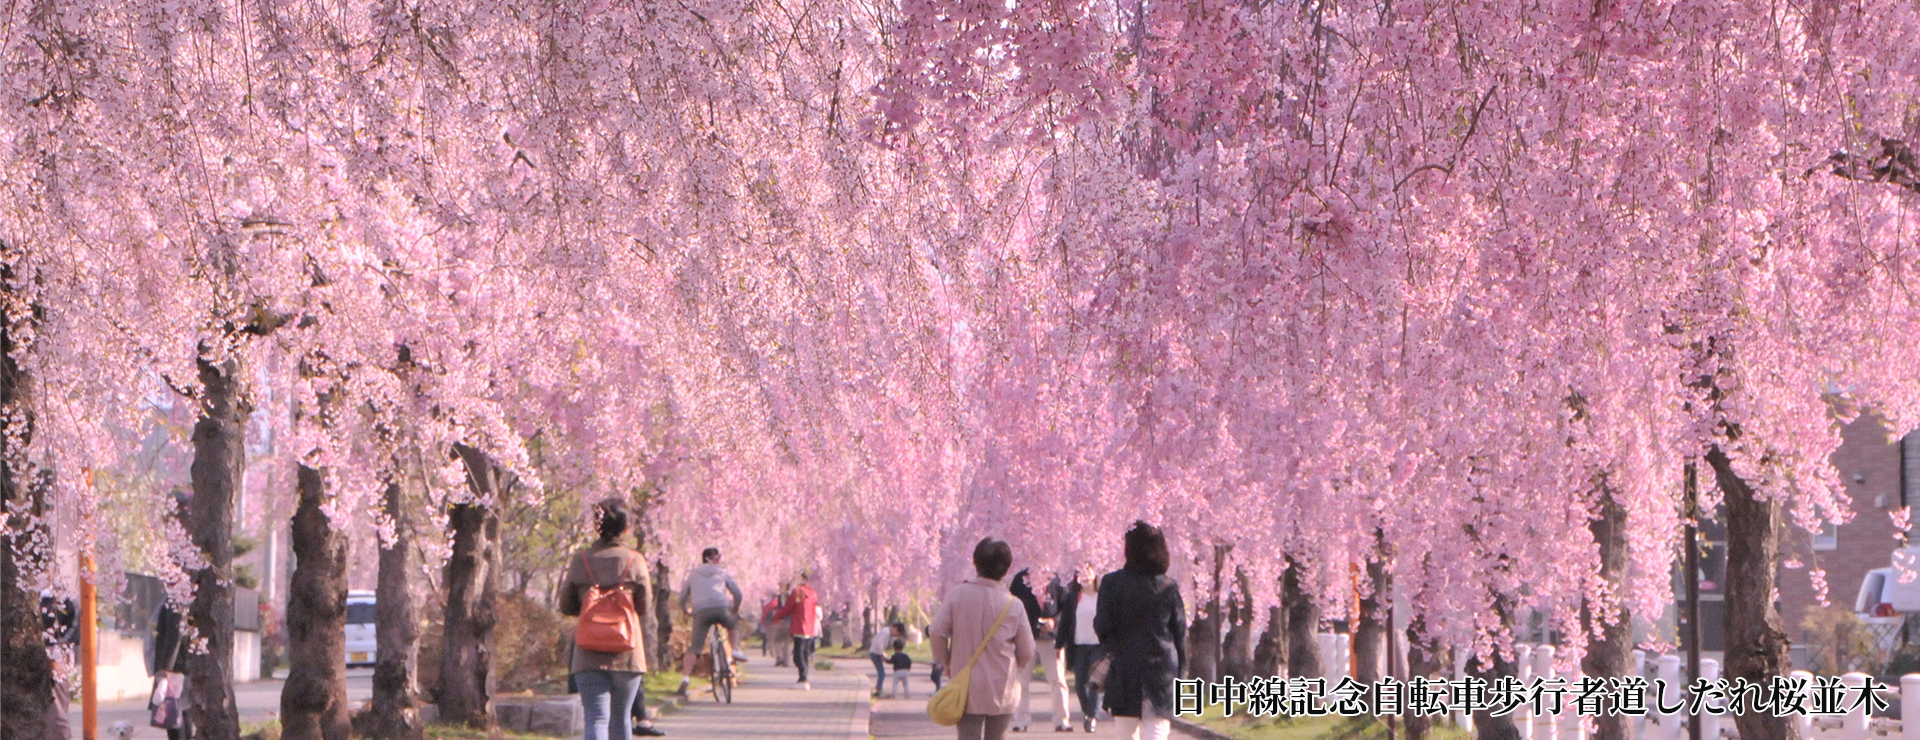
[66,669,373,739]
[869,672,1206,740]
[635,656,869,740]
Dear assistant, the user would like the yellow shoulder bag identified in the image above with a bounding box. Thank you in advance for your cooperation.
[926,591,1016,726]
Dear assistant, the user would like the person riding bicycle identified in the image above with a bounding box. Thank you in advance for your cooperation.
[676,546,744,696]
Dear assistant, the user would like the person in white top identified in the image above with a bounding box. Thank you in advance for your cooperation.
[1054,564,1105,733]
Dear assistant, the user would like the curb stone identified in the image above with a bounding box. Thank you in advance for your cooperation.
[1169,715,1237,740]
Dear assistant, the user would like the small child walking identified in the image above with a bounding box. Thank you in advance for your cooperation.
[887,639,913,698]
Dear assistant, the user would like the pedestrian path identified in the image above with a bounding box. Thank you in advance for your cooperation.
[868,672,1206,739]
[628,657,869,740]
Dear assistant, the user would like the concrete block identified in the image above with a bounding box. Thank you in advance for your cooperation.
[495,702,530,732]
[527,699,584,736]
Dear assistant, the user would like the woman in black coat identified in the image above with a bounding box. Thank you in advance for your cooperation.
[1095,521,1186,740]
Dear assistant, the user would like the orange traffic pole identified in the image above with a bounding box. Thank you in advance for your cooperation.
[81,550,97,740]
[81,469,98,740]
[1351,561,1361,679]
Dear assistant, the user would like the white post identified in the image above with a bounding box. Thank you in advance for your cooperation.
[1335,634,1352,680]
[1517,645,1536,740]
[1559,667,1587,740]
[1533,646,1558,740]
[1656,655,1684,740]
[1900,674,1920,740]
[1456,649,1476,732]
[1632,651,1648,740]
[1843,672,1871,740]
[1792,670,1816,740]
[1319,633,1338,680]
[1698,658,1721,740]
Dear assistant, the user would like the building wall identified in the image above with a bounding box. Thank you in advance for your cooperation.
[1776,414,1906,638]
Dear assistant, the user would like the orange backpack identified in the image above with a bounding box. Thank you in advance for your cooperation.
[575,554,642,654]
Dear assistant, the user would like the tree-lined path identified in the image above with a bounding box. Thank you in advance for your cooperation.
[639,658,870,740]
[4,1,1920,740]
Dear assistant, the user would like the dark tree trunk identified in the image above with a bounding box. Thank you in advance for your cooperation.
[1710,445,1798,740]
[1403,617,1444,740]
[372,477,424,740]
[441,444,502,728]
[1220,567,1255,679]
[0,264,55,740]
[187,353,248,740]
[652,560,673,671]
[1253,602,1285,678]
[1187,543,1228,681]
[1356,544,1391,684]
[282,465,351,740]
[1284,555,1322,680]
[1581,483,1632,740]
[1470,600,1521,740]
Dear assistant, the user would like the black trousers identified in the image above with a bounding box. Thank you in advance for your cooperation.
[793,636,818,682]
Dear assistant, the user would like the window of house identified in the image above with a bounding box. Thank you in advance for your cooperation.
[1813,521,1839,551]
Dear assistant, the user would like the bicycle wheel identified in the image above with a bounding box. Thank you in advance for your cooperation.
[711,629,732,703]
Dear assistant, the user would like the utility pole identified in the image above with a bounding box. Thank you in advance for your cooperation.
[1685,461,1702,740]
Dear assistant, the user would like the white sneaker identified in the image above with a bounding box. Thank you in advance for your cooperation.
[796,681,811,690]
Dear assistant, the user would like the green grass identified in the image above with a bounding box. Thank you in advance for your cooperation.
[239,719,281,740]
[1185,709,1477,740]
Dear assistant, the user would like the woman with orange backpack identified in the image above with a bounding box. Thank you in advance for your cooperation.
[561,500,652,740]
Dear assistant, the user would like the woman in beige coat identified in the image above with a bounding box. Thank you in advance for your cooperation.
[930,538,1036,740]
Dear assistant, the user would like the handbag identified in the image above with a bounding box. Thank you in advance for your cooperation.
[1085,580,1167,692]
[575,553,643,654]
[925,591,1017,726]
[149,670,184,729]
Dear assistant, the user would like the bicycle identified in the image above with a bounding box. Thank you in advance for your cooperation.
[707,622,735,704]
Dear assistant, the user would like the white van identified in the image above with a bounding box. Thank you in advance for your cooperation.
[345,590,377,666]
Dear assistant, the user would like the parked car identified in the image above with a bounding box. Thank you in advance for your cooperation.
[345,590,377,666]
[1850,549,1920,656]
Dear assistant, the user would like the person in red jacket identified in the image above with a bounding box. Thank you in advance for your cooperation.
[768,573,821,689]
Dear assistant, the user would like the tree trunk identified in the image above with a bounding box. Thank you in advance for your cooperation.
[372,477,424,740]
[1187,543,1228,681]
[652,560,673,671]
[282,465,351,740]
[1220,566,1255,679]
[1470,599,1521,740]
[1253,602,1285,678]
[1581,482,1632,740]
[0,265,55,740]
[187,353,248,740]
[1710,446,1797,740]
[1356,544,1391,683]
[1403,618,1444,740]
[440,444,502,728]
[1284,555,1322,680]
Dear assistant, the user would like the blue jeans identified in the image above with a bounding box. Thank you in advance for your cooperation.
[575,669,642,740]
[870,653,888,693]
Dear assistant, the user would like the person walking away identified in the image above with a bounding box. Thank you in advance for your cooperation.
[43,592,79,740]
[151,601,193,740]
[929,537,1035,740]
[559,500,652,740]
[1096,522,1186,740]
[765,590,793,667]
[629,674,666,737]
[1010,569,1072,732]
[868,621,907,697]
[1055,565,1104,732]
[676,547,744,696]
[1009,569,1045,731]
[769,573,820,688]
[1039,572,1072,732]
[889,639,914,697]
